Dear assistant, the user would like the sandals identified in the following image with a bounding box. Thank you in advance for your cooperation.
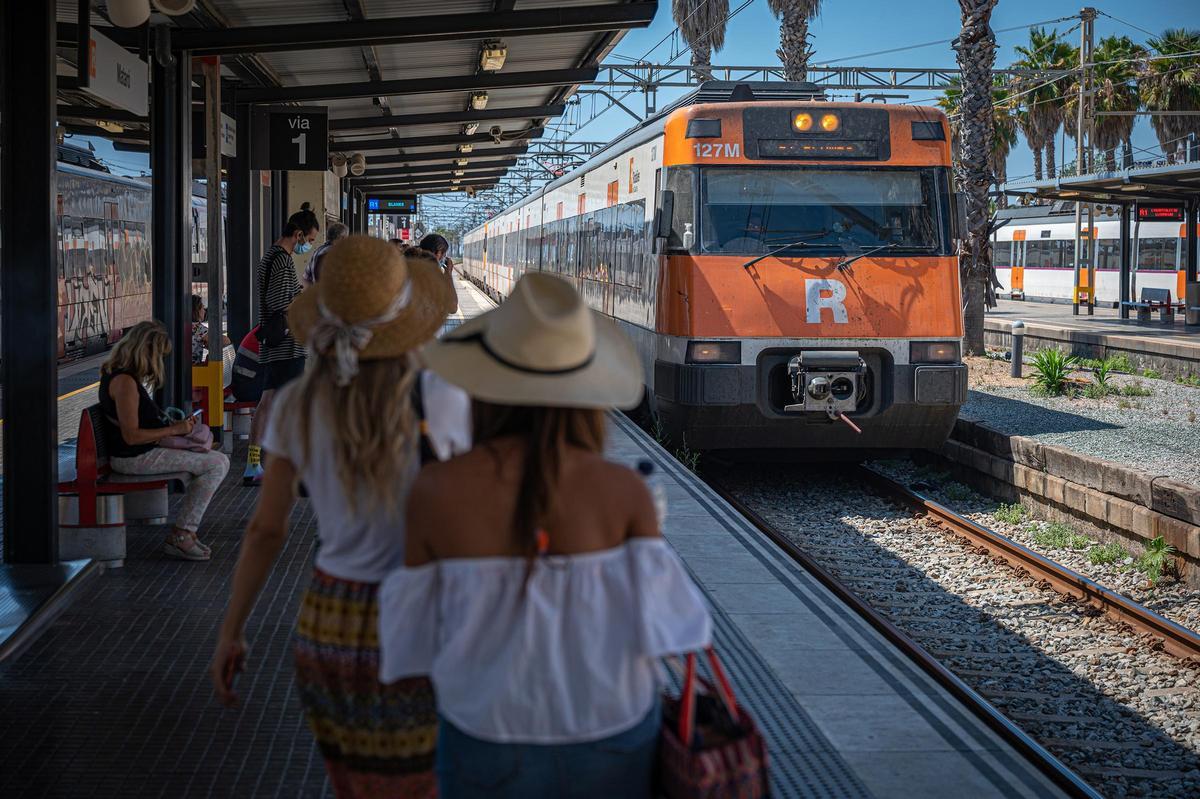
[164,531,211,561]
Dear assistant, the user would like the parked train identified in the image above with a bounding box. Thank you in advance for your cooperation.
[53,142,219,361]
[993,202,1193,304]
[461,83,967,454]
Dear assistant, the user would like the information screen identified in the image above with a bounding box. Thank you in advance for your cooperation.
[366,195,418,212]
[1137,204,1185,222]
[757,139,880,159]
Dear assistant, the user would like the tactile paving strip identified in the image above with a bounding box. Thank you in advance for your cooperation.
[0,448,333,798]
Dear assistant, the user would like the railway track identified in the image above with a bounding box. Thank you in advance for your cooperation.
[704,462,1200,799]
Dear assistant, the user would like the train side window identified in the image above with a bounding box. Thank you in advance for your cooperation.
[662,166,696,252]
[993,241,1012,266]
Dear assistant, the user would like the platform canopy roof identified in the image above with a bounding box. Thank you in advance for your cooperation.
[1003,159,1200,206]
[53,0,655,194]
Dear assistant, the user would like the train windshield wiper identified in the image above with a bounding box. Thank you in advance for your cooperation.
[742,230,830,270]
[834,242,935,272]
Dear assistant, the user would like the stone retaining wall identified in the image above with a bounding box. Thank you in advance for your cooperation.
[938,415,1200,583]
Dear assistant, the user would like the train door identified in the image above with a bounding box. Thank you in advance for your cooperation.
[1011,229,1026,298]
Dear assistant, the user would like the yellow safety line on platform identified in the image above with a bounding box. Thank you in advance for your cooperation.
[0,380,100,428]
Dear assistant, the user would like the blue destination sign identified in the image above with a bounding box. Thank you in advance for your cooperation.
[366,195,418,212]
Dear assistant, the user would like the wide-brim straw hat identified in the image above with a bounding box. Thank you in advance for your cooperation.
[422,272,643,409]
[289,235,454,362]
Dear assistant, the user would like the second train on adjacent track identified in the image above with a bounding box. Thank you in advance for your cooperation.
[461,82,968,454]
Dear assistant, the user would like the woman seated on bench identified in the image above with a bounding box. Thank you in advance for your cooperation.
[100,320,230,561]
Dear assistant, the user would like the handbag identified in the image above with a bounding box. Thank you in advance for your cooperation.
[158,408,214,452]
[658,648,769,799]
[256,254,290,347]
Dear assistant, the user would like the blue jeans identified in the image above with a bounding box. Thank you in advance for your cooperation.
[436,701,661,799]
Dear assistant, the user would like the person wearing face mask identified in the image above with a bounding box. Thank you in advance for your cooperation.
[245,204,320,486]
[416,234,458,315]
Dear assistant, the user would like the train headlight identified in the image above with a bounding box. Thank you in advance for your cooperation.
[910,341,960,364]
[820,113,840,132]
[686,341,742,365]
[793,113,814,132]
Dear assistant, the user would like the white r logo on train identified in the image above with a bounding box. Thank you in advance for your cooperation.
[805,279,849,324]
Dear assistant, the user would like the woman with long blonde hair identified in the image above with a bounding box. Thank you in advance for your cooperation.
[211,236,470,798]
[99,320,230,560]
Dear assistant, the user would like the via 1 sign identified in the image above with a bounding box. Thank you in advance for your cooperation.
[251,106,329,171]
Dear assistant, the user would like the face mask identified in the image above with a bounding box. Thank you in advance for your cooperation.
[295,241,313,254]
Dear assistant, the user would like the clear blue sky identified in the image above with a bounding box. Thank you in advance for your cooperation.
[80,0,1197,184]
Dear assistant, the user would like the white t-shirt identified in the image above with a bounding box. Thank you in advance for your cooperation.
[263,370,472,582]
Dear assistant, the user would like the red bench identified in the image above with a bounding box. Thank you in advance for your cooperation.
[56,405,192,566]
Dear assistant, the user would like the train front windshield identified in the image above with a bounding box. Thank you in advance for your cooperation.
[697,167,947,256]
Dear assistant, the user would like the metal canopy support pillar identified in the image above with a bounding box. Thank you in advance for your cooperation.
[271,171,283,239]
[201,57,224,363]
[1187,201,1198,283]
[1119,204,1132,319]
[152,34,189,409]
[226,102,253,344]
[1,0,59,563]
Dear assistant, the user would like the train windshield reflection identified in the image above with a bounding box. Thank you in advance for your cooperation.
[700,167,942,255]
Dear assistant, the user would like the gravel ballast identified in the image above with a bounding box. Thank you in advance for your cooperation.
[712,463,1200,799]
[963,357,1200,486]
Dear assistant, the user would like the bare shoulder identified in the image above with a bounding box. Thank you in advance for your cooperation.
[572,453,659,538]
[107,372,137,397]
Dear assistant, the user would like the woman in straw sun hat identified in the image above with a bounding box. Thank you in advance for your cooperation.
[211,236,472,798]
[379,272,712,798]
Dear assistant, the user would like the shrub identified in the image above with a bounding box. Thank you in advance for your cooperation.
[1106,353,1134,373]
[1088,542,1127,566]
[1141,368,1162,380]
[1176,374,1200,388]
[1032,522,1091,550]
[1030,349,1079,396]
[942,482,974,501]
[1082,383,1114,399]
[1136,536,1177,584]
[994,503,1026,525]
[1121,381,1152,397]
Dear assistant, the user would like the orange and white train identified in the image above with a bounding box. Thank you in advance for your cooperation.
[993,203,1194,304]
[461,82,967,454]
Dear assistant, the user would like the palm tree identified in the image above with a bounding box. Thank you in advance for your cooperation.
[953,0,999,356]
[672,0,730,83]
[1140,29,1200,161]
[938,76,1016,207]
[767,0,822,81]
[1013,27,1076,178]
[1063,35,1146,171]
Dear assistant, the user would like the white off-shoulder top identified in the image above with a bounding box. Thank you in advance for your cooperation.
[378,537,712,744]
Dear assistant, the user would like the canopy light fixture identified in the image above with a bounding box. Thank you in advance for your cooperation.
[330,153,348,178]
[456,158,469,166]
[454,170,466,176]
[470,92,489,111]
[459,144,474,153]
[462,122,479,136]
[480,42,508,72]
[108,0,151,27]
[349,152,367,176]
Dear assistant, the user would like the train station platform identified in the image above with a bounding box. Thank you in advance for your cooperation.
[0,279,1077,798]
[986,299,1200,378]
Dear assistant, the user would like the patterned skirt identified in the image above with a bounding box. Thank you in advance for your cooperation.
[295,568,438,799]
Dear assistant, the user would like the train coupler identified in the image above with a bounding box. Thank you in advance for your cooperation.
[784,351,866,418]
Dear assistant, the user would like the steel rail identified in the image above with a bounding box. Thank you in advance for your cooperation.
[857,465,1200,662]
[702,473,1101,799]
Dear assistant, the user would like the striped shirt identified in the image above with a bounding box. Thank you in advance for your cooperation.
[256,244,306,363]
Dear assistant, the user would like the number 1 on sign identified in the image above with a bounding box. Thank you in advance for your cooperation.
[291,133,306,164]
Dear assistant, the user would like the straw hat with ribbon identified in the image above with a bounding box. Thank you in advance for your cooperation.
[422,272,642,409]
[289,235,454,385]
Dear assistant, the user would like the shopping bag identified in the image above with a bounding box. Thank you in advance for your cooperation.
[658,647,769,799]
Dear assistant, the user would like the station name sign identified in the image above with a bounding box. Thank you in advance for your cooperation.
[251,106,329,172]
[1136,204,1185,222]
[366,195,418,212]
[83,27,148,116]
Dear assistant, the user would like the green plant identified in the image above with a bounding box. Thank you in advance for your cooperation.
[1118,399,1132,409]
[1121,381,1152,397]
[1176,374,1200,387]
[1088,542,1127,565]
[1030,349,1079,396]
[1136,536,1177,584]
[1092,355,1118,388]
[1032,521,1091,550]
[942,482,974,501]
[1141,368,1162,380]
[1082,383,1114,399]
[674,435,700,473]
[994,503,1027,525]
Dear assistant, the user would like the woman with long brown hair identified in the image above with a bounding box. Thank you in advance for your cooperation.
[99,320,230,560]
[379,273,712,798]
[210,236,469,798]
